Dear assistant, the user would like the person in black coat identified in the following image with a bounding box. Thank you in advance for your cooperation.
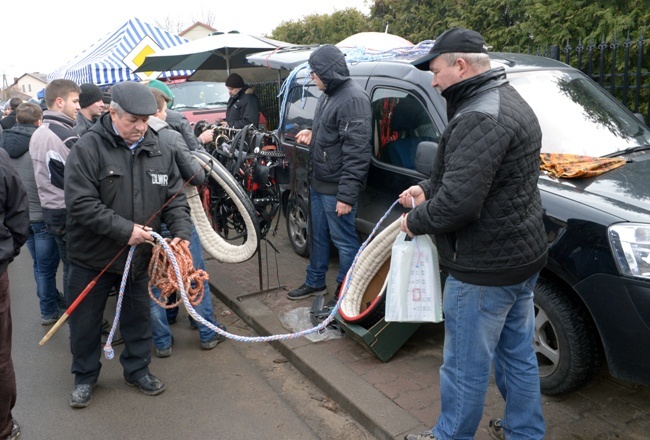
[0,98,23,131]
[285,45,372,301]
[0,148,29,440]
[400,28,547,440]
[63,81,192,409]
[222,73,261,129]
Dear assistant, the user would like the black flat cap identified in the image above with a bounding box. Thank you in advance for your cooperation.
[412,27,488,71]
[111,81,157,116]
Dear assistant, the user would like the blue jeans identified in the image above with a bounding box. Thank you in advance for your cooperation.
[150,223,218,349]
[432,273,545,440]
[305,187,359,287]
[45,223,69,299]
[25,222,61,319]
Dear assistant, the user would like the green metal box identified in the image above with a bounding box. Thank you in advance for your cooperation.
[335,312,421,362]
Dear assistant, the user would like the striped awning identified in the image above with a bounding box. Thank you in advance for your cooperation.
[47,18,193,86]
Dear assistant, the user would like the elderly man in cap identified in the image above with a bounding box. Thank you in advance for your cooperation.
[63,81,192,408]
[400,28,546,440]
[73,83,105,136]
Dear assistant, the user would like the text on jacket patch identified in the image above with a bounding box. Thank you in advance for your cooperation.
[151,173,169,186]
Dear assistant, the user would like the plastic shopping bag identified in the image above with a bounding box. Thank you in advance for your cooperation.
[385,231,443,323]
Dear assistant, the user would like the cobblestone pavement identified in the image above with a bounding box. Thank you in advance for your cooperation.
[203,222,650,440]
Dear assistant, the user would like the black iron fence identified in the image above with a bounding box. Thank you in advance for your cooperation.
[524,33,649,125]
[251,80,281,130]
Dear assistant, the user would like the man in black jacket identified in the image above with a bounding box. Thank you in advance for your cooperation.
[64,81,192,408]
[147,89,226,357]
[222,73,261,129]
[0,148,29,440]
[1,103,63,326]
[286,45,372,301]
[401,28,547,440]
[73,83,104,136]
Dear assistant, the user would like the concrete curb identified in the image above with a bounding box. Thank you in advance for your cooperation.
[209,274,427,440]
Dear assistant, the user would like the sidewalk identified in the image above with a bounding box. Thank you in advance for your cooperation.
[203,222,650,440]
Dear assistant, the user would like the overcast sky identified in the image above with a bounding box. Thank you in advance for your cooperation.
[3,0,370,82]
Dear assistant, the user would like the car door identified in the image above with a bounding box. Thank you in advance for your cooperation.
[355,75,446,238]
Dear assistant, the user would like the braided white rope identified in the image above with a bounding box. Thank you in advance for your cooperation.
[103,201,400,353]
[340,218,400,318]
[103,245,136,360]
[189,153,258,263]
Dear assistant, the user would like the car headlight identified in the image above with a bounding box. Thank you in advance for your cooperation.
[609,223,650,280]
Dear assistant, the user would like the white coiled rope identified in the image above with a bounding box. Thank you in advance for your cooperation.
[103,201,400,359]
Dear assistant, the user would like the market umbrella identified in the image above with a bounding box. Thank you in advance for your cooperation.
[337,32,413,52]
[136,30,293,82]
[246,32,415,73]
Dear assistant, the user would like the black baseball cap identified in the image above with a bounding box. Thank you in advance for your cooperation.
[412,27,488,71]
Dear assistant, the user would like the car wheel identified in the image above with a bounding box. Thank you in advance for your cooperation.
[533,276,604,395]
[286,196,309,257]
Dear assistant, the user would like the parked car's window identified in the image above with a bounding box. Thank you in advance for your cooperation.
[508,70,650,156]
[283,84,322,141]
[371,88,439,169]
[168,81,230,111]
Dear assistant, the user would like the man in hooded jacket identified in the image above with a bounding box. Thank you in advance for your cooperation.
[0,103,62,325]
[286,45,372,301]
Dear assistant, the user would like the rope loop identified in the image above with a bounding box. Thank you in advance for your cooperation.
[147,239,206,308]
[103,201,400,359]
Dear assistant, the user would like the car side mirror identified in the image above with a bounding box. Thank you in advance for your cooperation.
[415,141,438,176]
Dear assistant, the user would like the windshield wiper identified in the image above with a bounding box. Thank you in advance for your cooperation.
[603,145,650,157]
[205,101,228,106]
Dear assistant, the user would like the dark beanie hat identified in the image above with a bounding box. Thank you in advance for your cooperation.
[111,81,157,116]
[225,73,245,88]
[102,92,112,104]
[79,83,104,108]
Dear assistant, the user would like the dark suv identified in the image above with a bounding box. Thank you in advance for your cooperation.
[251,49,650,395]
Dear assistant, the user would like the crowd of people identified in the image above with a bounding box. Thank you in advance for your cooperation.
[0,26,547,440]
[0,78,231,437]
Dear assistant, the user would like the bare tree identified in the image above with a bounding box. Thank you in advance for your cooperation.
[155,11,217,35]
[154,16,187,34]
[191,10,217,29]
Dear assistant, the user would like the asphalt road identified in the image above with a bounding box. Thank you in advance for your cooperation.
[7,249,371,440]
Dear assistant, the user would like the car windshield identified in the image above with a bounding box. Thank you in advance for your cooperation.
[508,70,650,156]
[167,81,230,111]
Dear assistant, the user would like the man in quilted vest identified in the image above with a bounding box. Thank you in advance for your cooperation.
[401,28,548,440]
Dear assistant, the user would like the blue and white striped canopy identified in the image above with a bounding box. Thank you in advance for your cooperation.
[47,18,193,86]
